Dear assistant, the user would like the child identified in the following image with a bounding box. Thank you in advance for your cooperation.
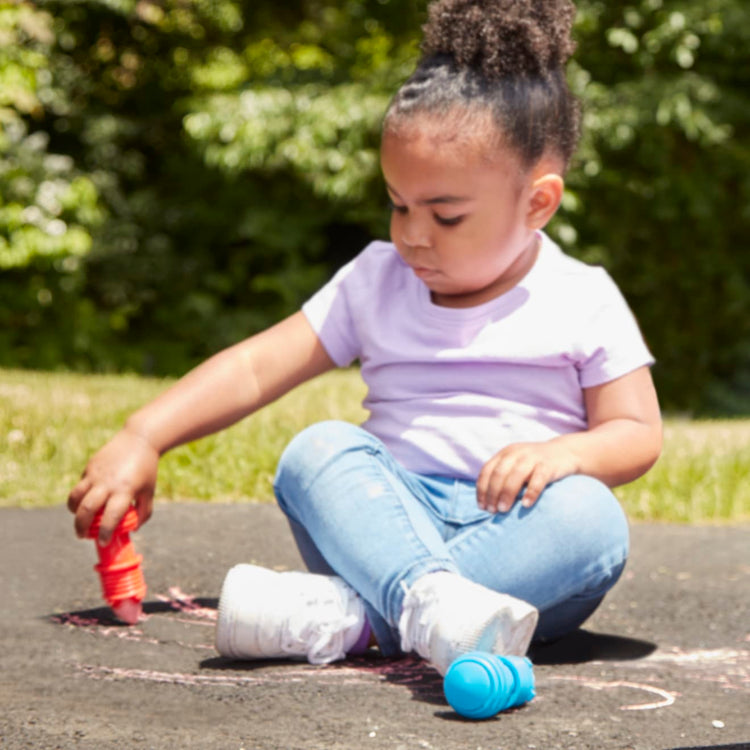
[68,0,662,676]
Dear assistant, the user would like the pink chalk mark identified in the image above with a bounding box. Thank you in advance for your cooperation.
[59,589,747,703]
[548,675,678,711]
[111,598,142,625]
[155,587,217,622]
[628,646,750,693]
[73,657,440,692]
[81,660,681,707]
[52,613,102,627]
[645,646,748,665]
[52,602,198,648]
[166,616,215,627]
[176,641,215,651]
[77,663,371,688]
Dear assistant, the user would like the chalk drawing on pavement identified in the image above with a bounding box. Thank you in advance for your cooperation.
[545,675,678,711]
[51,587,750,711]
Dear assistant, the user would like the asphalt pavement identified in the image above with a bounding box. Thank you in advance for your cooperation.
[1,502,748,750]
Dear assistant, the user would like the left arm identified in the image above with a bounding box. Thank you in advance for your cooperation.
[476,366,662,513]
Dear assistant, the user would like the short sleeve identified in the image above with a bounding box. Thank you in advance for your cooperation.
[301,258,362,367]
[576,270,655,388]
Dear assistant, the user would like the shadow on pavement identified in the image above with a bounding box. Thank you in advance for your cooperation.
[48,597,220,626]
[529,628,656,664]
[201,652,449,706]
[198,627,658,710]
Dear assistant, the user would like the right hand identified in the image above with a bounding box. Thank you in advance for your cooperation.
[67,427,159,545]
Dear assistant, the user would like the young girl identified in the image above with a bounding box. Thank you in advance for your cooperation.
[68,0,662,676]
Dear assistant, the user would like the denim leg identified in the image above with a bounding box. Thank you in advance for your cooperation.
[445,475,629,641]
[274,422,629,653]
[273,420,459,656]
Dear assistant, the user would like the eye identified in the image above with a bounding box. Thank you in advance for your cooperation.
[387,199,407,215]
[434,214,465,227]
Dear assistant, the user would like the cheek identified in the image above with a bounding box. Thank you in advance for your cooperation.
[389,215,409,257]
[389,213,400,243]
[480,210,525,249]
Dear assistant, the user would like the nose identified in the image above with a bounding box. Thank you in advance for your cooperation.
[400,217,432,251]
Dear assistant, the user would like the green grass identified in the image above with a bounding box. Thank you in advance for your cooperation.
[616,419,750,523]
[1,367,748,524]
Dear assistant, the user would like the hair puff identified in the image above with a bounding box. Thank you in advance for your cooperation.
[421,0,577,79]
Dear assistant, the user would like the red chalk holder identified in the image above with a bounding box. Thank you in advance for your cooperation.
[88,508,146,624]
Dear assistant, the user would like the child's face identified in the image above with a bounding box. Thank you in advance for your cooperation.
[380,122,542,308]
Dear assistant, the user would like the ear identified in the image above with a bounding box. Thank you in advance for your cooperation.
[525,172,564,230]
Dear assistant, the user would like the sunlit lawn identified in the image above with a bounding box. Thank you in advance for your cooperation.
[1,368,748,524]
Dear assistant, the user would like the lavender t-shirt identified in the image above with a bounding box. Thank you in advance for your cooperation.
[302,233,654,480]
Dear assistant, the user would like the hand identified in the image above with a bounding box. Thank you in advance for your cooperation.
[476,440,579,513]
[67,428,159,545]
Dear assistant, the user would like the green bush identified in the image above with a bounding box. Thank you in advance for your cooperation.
[0,0,748,413]
[565,0,750,414]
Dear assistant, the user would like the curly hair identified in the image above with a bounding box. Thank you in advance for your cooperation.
[384,0,581,169]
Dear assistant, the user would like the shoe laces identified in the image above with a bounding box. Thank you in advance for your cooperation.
[398,579,440,659]
[280,586,359,665]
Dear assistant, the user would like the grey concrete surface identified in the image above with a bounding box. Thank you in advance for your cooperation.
[1,503,748,750]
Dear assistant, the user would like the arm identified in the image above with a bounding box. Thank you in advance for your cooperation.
[68,312,335,543]
[476,365,662,512]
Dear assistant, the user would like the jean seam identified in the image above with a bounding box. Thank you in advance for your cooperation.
[371,450,457,622]
[278,426,457,626]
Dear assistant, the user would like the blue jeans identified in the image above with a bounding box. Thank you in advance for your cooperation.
[273,420,629,657]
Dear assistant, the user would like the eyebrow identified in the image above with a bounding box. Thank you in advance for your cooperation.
[385,183,472,206]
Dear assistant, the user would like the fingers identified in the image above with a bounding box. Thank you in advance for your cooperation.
[69,476,143,544]
[520,464,551,509]
[71,484,110,540]
[67,475,92,514]
[478,457,531,513]
[66,430,159,542]
[98,492,137,546]
[134,490,154,529]
[477,444,556,513]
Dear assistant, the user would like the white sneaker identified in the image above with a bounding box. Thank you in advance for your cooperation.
[398,571,539,675]
[215,564,366,665]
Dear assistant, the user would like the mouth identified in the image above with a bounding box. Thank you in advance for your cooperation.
[410,265,438,278]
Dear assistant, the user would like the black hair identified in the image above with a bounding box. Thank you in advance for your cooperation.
[384,0,581,169]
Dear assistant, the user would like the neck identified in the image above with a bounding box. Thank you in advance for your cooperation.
[431,233,541,309]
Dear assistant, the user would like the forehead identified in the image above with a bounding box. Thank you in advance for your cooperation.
[381,113,524,196]
[383,109,501,164]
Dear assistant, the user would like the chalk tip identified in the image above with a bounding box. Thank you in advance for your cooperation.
[111,598,143,625]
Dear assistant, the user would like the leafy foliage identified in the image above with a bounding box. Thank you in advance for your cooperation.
[0,0,748,413]
[0,5,105,265]
[565,0,750,414]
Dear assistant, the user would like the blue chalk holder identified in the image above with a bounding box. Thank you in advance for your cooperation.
[443,651,536,720]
